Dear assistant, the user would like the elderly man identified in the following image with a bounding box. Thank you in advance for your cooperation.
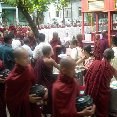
[53,57,95,117]
[85,48,117,117]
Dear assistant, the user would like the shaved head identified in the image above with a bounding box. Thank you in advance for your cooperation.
[95,34,100,40]
[14,47,28,59]
[14,47,30,66]
[60,57,75,69]
[53,32,58,39]
[60,57,76,77]
[103,48,114,60]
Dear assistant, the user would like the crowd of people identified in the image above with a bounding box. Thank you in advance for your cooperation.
[0,25,117,117]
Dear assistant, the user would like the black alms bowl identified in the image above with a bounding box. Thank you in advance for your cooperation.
[30,84,45,97]
[76,95,93,111]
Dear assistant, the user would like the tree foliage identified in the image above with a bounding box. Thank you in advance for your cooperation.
[0,0,71,38]
[3,0,55,13]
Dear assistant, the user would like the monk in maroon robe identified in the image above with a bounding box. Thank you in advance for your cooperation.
[85,48,117,117]
[53,57,95,117]
[5,47,46,117]
[50,32,62,63]
[34,45,59,114]
[93,34,102,60]
[100,31,109,55]
[76,34,84,48]
[0,60,7,117]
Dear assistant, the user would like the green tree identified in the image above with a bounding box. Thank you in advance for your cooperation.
[2,0,54,40]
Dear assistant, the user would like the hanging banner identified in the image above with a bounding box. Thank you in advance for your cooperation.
[88,0,104,11]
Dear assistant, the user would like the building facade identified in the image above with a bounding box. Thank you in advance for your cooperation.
[43,0,85,25]
[0,2,27,27]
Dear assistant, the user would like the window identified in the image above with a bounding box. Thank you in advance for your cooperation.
[78,7,81,16]
[56,11,59,17]
[65,8,71,18]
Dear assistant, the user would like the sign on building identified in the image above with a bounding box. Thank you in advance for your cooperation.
[88,0,104,11]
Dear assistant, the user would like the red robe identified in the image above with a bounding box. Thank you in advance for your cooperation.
[84,60,115,117]
[93,41,102,60]
[34,58,54,114]
[50,39,61,63]
[5,64,41,117]
[52,74,79,117]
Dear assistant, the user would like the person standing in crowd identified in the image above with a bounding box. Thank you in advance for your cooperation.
[28,31,36,50]
[93,34,102,60]
[0,60,7,117]
[70,39,79,61]
[76,45,94,69]
[61,33,70,46]
[22,38,33,57]
[5,47,48,117]
[76,34,84,48]
[50,32,62,63]
[111,36,117,71]
[53,57,95,117]
[12,38,21,50]
[33,33,52,60]
[85,48,117,117]
[34,45,59,115]
[100,31,109,55]
[0,35,14,70]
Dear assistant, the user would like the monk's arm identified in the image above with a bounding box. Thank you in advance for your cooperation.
[114,70,117,80]
[76,56,86,65]
[51,59,60,70]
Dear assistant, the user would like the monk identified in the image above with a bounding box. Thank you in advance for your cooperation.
[34,45,59,114]
[76,34,84,48]
[93,34,102,60]
[53,57,95,117]
[5,47,48,117]
[50,32,62,63]
[85,48,117,117]
[100,31,109,54]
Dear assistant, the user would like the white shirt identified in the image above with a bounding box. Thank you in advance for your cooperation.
[61,36,70,45]
[12,39,21,49]
[22,44,33,57]
[33,42,53,59]
[70,47,82,60]
[111,47,117,70]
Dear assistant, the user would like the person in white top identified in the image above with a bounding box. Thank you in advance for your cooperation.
[12,38,21,49]
[70,39,82,61]
[33,33,53,60]
[111,36,117,70]
[22,38,33,57]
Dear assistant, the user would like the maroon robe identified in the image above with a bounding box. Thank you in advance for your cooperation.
[50,39,61,63]
[93,41,102,60]
[100,37,109,55]
[5,64,41,117]
[34,58,54,114]
[84,60,115,117]
[0,60,7,117]
[52,74,79,117]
